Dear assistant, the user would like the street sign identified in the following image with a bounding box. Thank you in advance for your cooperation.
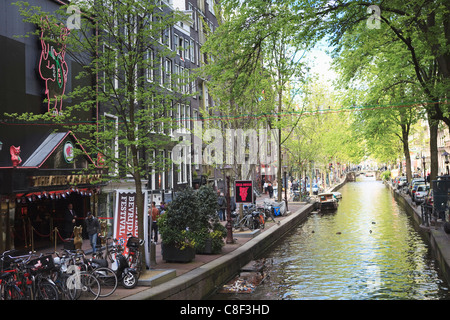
[235,180,253,203]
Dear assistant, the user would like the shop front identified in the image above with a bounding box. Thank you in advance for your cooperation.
[0,131,103,252]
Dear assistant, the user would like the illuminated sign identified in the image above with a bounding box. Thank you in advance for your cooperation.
[38,17,70,116]
[235,180,253,203]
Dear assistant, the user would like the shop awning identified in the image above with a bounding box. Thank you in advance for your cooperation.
[22,132,68,167]
[21,131,96,168]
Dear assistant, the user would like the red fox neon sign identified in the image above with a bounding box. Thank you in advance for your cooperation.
[38,17,69,116]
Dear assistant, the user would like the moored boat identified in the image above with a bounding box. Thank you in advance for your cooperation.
[318,193,339,211]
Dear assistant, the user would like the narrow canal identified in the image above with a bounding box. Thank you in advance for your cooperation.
[212,176,450,300]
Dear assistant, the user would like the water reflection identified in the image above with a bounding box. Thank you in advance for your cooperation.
[215,177,450,300]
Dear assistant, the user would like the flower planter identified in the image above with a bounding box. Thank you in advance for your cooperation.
[196,238,213,254]
[161,242,195,263]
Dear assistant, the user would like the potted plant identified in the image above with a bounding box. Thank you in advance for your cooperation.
[194,186,227,254]
[158,187,198,262]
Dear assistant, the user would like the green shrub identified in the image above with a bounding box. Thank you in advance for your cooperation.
[158,185,226,253]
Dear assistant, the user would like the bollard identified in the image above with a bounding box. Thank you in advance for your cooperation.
[150,241,157,266]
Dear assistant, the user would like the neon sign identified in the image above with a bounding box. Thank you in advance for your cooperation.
[38,17,70,116]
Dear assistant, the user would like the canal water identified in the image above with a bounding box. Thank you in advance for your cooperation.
[212,176,450,300]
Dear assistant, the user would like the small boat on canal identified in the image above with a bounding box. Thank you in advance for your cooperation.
[318,193,339,211]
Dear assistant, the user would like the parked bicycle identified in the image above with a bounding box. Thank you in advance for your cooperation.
[52,249,101,300]
[0,251,59,300]
[233,205,265,231]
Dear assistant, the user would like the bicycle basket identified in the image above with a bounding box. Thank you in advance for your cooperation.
[126,236,140,249]
[27,255,55,272]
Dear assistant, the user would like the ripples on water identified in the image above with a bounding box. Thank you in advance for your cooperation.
[227,177,450,300]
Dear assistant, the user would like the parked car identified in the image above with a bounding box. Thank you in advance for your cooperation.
[413,184,430,204]
[306,183,319,195]
[408,178,425,195]
[392,176,399,187]
[397,176,407,189]
[411,181,427,200]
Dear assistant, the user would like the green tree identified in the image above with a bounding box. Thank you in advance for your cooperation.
[13,0,191,268]
[201,0,308,202]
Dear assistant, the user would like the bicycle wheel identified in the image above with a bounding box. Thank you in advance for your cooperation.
[3,284,24,300]
[92,267,118,297]
[68,272,100,300]
[36,281,59,300]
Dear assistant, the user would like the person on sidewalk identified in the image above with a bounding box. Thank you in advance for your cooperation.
[64,203,77,239]
[151,202,161,243]
[85,212,100,254]
[267,182,274,199]
[217,192,226,221]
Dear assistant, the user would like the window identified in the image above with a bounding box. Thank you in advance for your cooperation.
[148,150,156,189]
[103,44,119,93]
[103,113,118,175]
[165,58,172,88]
[156,150,165,190]
[159,57,172,88]
[178,36,184,58]
[186,105,191,130]
[174,64,180,91]
[185,39,190,60]
[162,27,171,48]
[178,147,187,184]
[167,151,173,189]
[190,40,195,64]
[174,34,178,52]
[145,49,154,82]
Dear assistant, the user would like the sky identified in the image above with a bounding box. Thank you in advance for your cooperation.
[306,40,338,84]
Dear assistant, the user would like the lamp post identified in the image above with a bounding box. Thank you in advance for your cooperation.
[283,165,288,211]
[422,155,426,186]
[223,165,234,244]
[442,151,450,176]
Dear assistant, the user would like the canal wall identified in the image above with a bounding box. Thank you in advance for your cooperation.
[387,182,450,287]
[125,202,317,300]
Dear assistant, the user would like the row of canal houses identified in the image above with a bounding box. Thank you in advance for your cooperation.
[0,0,249,251]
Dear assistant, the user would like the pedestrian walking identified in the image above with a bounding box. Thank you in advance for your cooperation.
[267,182,274,199]
[151,202,161,242]
[217,192,226,221]
[85,212,100,254]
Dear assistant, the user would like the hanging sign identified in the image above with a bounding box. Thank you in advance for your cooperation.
[235,180,253,203]
[63,141,74,163]
[113,190,149,267]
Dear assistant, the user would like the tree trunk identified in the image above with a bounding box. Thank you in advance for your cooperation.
[277,88,283,202]
[428,116,439,182]
[401,124,412,183]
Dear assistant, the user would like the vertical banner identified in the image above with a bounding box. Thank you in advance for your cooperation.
[113,190,149,267]
[235,180,253,203]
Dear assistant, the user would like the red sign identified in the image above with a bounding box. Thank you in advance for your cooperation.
[114,192,139,254]
[235,180,253,203]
